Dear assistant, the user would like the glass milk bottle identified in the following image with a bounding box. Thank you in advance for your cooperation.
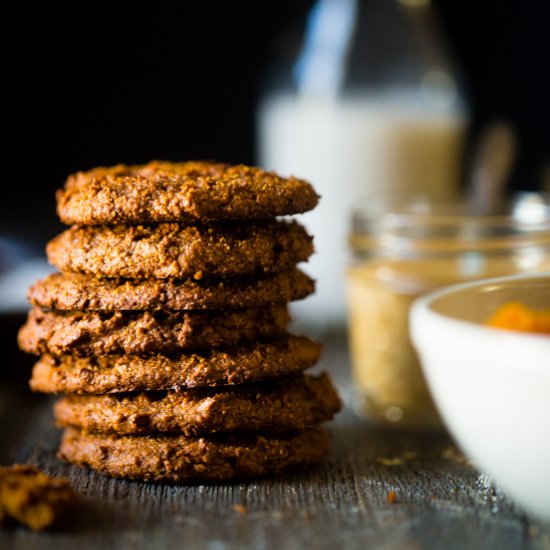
[257,0,469,329]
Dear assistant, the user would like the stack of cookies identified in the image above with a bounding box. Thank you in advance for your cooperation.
[18,161,341,483]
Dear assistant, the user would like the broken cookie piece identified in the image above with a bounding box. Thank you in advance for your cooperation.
[0,464,77,530]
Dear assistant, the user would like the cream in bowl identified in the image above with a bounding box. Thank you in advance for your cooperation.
[410,273,550,521]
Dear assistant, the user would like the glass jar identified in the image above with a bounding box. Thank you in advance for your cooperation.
[346,193,550,430]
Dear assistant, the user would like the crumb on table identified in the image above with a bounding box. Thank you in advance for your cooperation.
[0,464,77,531]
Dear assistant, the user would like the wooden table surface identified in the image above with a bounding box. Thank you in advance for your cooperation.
[1,327,549,550]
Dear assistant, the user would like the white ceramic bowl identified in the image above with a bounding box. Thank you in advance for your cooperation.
[410,273,550,521]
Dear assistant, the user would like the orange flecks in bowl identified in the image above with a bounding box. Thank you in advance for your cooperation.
[486,302,550,335]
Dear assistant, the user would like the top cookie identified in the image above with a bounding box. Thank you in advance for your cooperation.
[56,161,319,225]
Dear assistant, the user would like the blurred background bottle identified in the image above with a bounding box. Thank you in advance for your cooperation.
[257,0,469,331]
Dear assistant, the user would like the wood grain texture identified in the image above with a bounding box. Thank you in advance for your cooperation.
[1,334,548,550]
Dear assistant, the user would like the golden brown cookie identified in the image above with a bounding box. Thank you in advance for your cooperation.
[0,465,77,531]
[53,373,341,435]
[28,268,314,311]
[56,161,319,225]
[58,427,329,483]
[46,220,313,279]
[29,335,321,394]
[18,305,290,357]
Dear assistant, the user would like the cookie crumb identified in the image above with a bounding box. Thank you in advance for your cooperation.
[233,504,248,514]
[441,446,470,465]
[377,457,404,467]
[377,451,418,467]
[386,491,397,504]
[0,464,77,530]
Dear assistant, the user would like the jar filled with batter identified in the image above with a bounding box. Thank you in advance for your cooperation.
[346,193,550,429]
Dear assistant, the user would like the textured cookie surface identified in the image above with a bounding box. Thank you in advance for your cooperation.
[54,373,341,435]
[18,306,289,356]
[46,221,313,279]
[29,336,321,394]
[0,464,76,531]
[58,427,329,483]
[29,269,314,311]
[57,161,319,225]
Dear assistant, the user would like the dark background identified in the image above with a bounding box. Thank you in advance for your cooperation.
[8,0,550,244]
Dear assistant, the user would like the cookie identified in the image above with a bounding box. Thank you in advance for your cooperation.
[46,220,313,279]
[53,373,341,435]
[29,335,321,394]
[56,161,319,225]
[28,268,314,311]
[0,465,77,531]
[18,305,290,357]
[58,427,329,483]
